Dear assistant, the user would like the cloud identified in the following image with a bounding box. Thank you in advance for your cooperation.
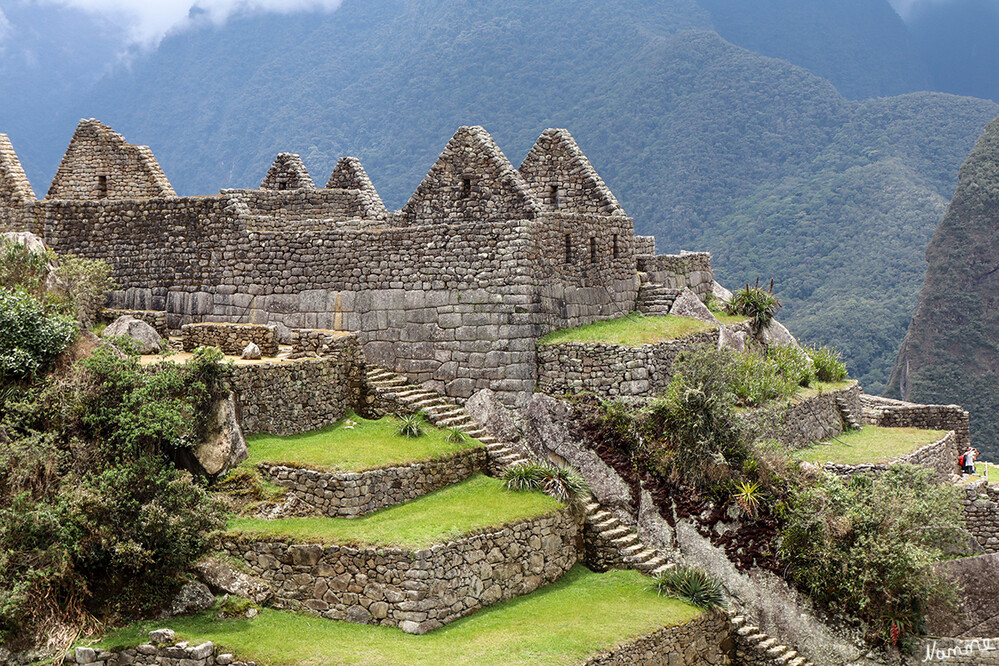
[30,0,344,47]
[889,0,999,20]
[0,8,10,42]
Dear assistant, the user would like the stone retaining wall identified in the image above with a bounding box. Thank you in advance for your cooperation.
[258,447,488,517]
[222,509,580,634]
[65,637,254,666]
[820,431,958,480]
[907,638,999,665]
[583,610,731,665]
[99,308,169,337]
[293,328,352,355]
[536,330,719,399]
[636,252,714,299]
[861,394,971,450]
[231,338,363,435]
[182,323,279,356]
[961,481,999,553]
[742,382,861,449]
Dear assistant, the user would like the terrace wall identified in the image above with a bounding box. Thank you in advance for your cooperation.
[636,252,714,299]
[583,611,731,665]
[258,447,488,518]
[183,323,279,356]
[861,394,971,450]
[741,382,861,449]
[819,430,958,480]
[960,481,999,554]
[222,508,580,634]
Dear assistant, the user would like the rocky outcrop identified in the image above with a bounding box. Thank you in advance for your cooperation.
[927,553,999,638]
[670,288,719,324]
[102,315,163,354]
[192,556,271,603]
[466,388,523,445]
[193,392,248,476]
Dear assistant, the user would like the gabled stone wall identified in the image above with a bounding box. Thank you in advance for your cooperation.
[0,134,38,234]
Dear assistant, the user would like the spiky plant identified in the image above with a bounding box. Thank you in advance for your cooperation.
[445,427,467,444]
[654,566,726,609]
[727,278,782,333]
[734,480,763,517]
[395,412,426,438]
[502,461,590,505]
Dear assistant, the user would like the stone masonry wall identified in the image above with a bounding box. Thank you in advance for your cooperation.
[583,610,732,665]
[861,394,971,450]
[66,638,255,666]
[231,337,363,435]
[907,638,999,665]
[536,329,719,399]
[258,447,488,517]
[819,430,958,479]
[182,323,279,356]
[637,252,714,300]
[0,134,39,235]
[741,382,861,449]
[222,508,580,634]
[961,481,999,553]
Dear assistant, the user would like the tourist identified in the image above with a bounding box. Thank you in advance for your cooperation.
[963,446,979,475]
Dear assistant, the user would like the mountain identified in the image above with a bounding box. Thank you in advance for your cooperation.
[1,0,997,396]
[888,114,999,459]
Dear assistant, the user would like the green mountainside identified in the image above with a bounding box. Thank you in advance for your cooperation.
[888,115,999,459]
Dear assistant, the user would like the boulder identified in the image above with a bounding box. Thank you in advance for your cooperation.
[193,392,247,476]
[102,315,163,354]
[168,581,215,616]
[718,325,748,352]
[192,556,271,603]
[241,342,261,360]
[760,318,800,349]
[927,552,999,637]
[668,288,718,324]
[148,628,176,645]
[711,280,733,305]
[521,393,632,513]
[466,388,523,444]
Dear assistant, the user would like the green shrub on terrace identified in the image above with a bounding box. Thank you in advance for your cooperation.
[767,344,815,388]
[653,566,726,609]
[502,461,589,505]
[807,344,848,382]
[0,289,78,379]
[395,412,426,438]
[726,281,781,332]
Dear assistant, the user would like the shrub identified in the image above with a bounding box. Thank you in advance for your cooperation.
[502,461,589,505]
[727,280,781,332]
[395,412,426,438]
[807,345,848,382]
[653,566,726,609]
[0,289,77,379]
[0,239,51,296]
[767,344,815,388]
[734,480,763,517]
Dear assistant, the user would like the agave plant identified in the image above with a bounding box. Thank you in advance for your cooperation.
[501,461,590,505]
[445,427,467,444]
[654,566,726,609]
[395,412,426,438]
[734,480,763,517]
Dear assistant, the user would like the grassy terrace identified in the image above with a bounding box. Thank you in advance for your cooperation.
[90,567,701,665]
[792,380,855,401]
[227,474,561,549]
[795,425,949,465]
[538,313,714,347]
[246,412,482,473]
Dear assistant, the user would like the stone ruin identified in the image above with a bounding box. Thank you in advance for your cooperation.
[0,120,714,407]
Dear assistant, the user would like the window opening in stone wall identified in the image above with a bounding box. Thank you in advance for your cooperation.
[613,234,619,258]
[550,183,560,210]
[565,233,572,263]
[97,175,108,199]
[461,177,472,198]
[590,237,597,263]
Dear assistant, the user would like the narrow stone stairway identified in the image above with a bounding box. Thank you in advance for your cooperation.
[635,283,680,316]
[365,367,531,471]
[583,501,677,577]
[835,395,863,431]
[727,610,814,666]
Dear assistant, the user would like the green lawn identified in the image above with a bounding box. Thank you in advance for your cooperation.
[795,425,949,465]
[227,474,561,549]
[89,567,702,665]
[246,412,482,472]
[792,380,856,401]
[538,314,714,347]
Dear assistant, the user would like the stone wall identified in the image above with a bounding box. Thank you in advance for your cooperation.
[741,382,861,449]
[927,552,999,638]
[960,481,999,554]
[583,611,732,665]
[222,508,580,634]
[907,638,999,665]
[536,329,719,399]
[99,308,168,337]
[231,338,363,435]
[182,323,279,356]
[293,328,354,355]
[66,635,254,666]
[0,133,38,235]
[819,430,959,480]
[861,394,971,450]
[258,447,488,517]
[636,252,714,299]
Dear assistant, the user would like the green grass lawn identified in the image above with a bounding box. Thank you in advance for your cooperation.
[246,412,482,472]
[538,313,714,347]
[792,380,856,401]
[795,425,949,465]
[89,566,702,665]
[227,474,561,549]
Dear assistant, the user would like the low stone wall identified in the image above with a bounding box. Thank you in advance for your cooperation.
[258,447,488,517]
[222,509,580,634]
[635,252,714,300]
[742,382,861,449]
[961,481,999,554]
[583,611,731,665]
[99,308,168,337]
[293,328,352,355]
[861,394,971,450]
[907,638,999,665]
[820,431,958,480]
[182,322,279,356]
[232,338,363,435]
[66,636,255,666]
[536,330,719,399]
[927,553,999,638]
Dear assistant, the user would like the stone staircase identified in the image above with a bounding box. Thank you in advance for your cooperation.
[365,367,531,471]
[727,610,814,666]
[583,501,677,577]
[835,395,863,431]
[635,283,681,316]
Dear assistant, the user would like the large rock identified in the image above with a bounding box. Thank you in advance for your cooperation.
[193,392,247,476]
[241,342,261,360]
[192,556,271,603]
[168,581,215,616]
[718,325,748,352]
[520,393,632,513]
[669,288,718,324]
[466,388,523,444]
[927,552,999,637]
[760,318,800,349]
[2,231,59,292]
[711,280,733,305]
[102,315,163,354]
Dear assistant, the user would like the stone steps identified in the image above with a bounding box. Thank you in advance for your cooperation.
[582,500,680,580]
[727,609,815,666]
[635,282,681,316]
[835,396,863,431]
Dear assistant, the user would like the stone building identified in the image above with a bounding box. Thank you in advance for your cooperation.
[0,120,708,406]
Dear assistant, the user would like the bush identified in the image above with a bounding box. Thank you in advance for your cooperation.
[0,289,77,379]
[767,344,815,388]
[727,280,781,332]
[653,566,726,609]
[807,345,848,382]
[502,461,589,505]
